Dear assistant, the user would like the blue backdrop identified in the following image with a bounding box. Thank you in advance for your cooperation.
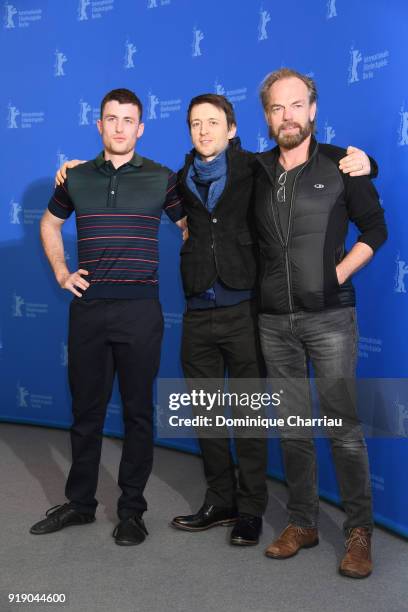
[1,0,407,537]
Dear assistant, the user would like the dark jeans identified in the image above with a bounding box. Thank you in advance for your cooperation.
[181,300,268,516]
[259,307,373,533]
[66,298,163,519]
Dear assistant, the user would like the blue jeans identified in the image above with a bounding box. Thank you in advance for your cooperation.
[259,307,373,533]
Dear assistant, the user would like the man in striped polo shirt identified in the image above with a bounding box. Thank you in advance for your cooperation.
[30,89,185,545]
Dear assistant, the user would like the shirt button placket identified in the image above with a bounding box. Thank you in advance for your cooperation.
[109,174,118,207]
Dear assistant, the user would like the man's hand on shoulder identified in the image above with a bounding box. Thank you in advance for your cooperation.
[338,146,371,177]
[55,159,87,186]
[176,216,189,241]
[58,269,90,297]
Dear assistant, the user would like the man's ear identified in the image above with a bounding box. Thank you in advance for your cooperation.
[310,101,317,123]
[96,118,103,135]
[228,123,237,139]
[137,122,145,138]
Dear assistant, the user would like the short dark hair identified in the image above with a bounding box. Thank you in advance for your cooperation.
[186,93,236,129]
[100,88,143,120]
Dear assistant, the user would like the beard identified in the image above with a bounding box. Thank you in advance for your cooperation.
[269,120,313,149]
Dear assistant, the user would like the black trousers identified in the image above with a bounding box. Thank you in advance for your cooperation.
[65,298,163,519]
[181,300,268,516]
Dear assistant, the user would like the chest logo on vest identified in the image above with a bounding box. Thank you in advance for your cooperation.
[314,184,325,189]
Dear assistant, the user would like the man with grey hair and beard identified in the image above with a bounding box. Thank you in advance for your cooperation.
[254,68,387,578]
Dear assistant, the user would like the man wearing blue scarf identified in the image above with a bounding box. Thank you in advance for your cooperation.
[171,95,267,545]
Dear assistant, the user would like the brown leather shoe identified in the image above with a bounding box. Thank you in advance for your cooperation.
[339,527,372,578]
[265,524,319,559]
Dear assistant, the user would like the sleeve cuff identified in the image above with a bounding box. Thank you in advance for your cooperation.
[47,201,72,220]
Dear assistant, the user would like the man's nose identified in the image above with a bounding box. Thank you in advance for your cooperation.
[200,122,209,135]
[282,106,293,120]
[115,120,124,132]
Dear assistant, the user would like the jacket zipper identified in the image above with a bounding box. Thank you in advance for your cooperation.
[284,166,306,312]
[267,187,295,313]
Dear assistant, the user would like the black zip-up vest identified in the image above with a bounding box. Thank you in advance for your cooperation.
[254,137,387,314]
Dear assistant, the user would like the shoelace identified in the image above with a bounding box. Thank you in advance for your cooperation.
[282,524,311,537]
[274,524,315,544]
[294,526,309,535]
[345,531,368,551]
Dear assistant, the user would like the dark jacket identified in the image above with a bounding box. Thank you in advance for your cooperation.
[178,138,258,297]
[254,137,387,314]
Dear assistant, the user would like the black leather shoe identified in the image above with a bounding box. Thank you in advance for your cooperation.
[171,503,238,532]
[30,504,95,535]
[230,514,262,546]
[113,516,148,546]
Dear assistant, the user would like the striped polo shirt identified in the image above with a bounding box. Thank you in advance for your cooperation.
[48,151,184,299]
